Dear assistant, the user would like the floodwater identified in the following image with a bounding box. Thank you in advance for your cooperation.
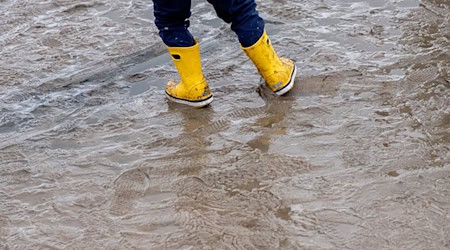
[0,0,449,249]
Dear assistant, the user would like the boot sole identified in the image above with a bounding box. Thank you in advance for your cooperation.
[274,64,297,96]
[165,92,213,108]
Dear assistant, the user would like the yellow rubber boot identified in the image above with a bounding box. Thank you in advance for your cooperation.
[242,31,297,95]
[165,42,213,108]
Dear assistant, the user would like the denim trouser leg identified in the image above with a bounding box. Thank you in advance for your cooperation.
[153,0,195,47]
[152,0,264,47]
[207,0,265,47]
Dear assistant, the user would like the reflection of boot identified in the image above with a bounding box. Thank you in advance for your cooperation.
[242,31,297,96]
[165,42,213,108]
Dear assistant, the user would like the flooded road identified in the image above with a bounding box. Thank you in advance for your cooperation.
[1,0,449,249]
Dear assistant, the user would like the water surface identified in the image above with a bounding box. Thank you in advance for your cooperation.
[0,0,449,249]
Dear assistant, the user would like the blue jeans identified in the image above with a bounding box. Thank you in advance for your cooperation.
[153,0,265,47]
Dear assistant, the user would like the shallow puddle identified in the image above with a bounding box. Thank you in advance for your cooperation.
[0,0,449,249]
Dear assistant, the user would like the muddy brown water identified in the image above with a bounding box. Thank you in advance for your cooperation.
[1,0,449,249]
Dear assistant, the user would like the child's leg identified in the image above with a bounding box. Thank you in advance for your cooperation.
[152,0,213,107]
[206,0,264,47]
[207,0,297,96]
[153,0,195,47]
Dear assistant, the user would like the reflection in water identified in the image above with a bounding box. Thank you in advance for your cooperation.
[247,83,297,152]
[172,103,215,176]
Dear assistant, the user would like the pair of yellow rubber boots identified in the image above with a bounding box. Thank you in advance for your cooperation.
[165,31,297,108]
